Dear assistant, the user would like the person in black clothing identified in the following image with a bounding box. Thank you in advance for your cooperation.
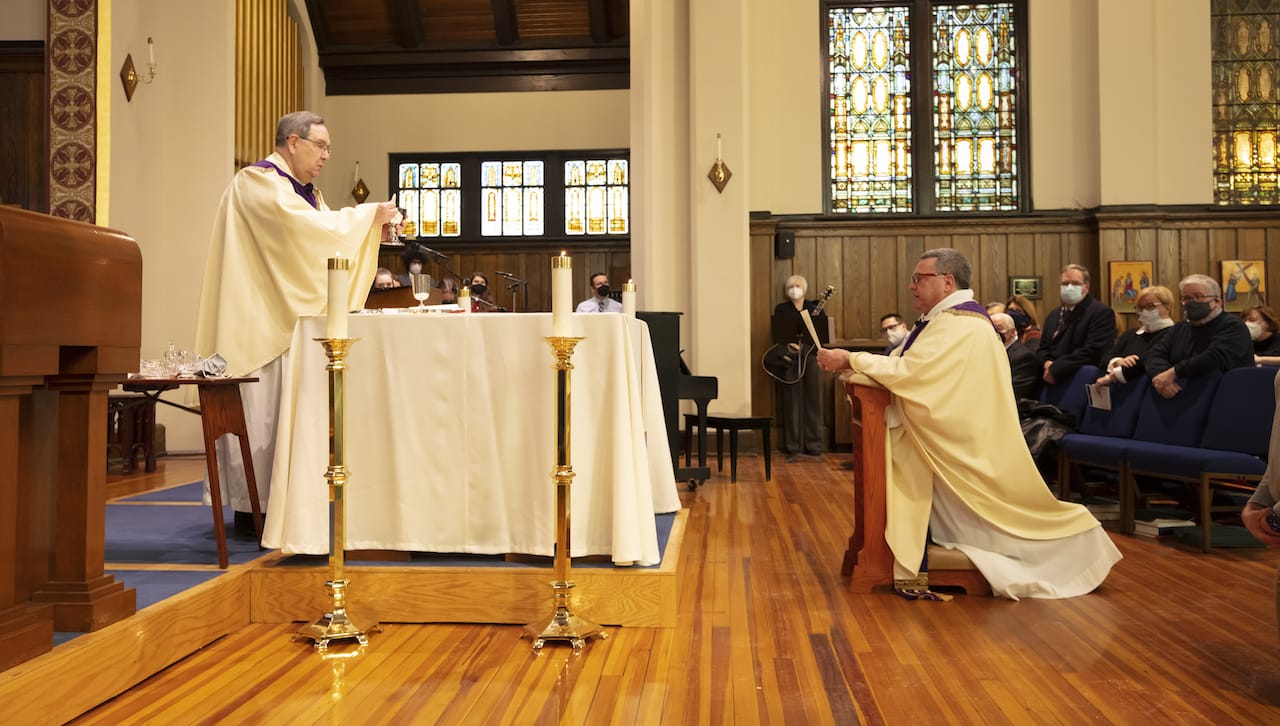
[992,312,1041,400]
[1037,263,1118,385]
[1095,285,1176,386]
[1244,304,1280,366]
[1146,274,1253,398]
[770,274,828,460]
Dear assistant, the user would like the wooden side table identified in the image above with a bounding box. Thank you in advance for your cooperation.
[121,376,263,568]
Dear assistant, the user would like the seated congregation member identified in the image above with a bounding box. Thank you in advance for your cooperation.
[1244,304,1280,365]
[395,244,427,287]
[816,248,1121,600]
[992,312,1041,400]
[879,312,909,355]
[1005,294,1042,352]
[1095,285,1175,386]
[1241,370,1280,636]
[1037,264,1118,385]
[1146,274,1253,399]
[372,267,398,290]
[438,278,459,305]
[576,272,623,313]
[985,301,1006,316]
[467,272,499,311]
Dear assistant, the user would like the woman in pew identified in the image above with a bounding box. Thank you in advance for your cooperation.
[1005,294,1042,352]
[1243,304,1280,366]
[1095,285,1176,386]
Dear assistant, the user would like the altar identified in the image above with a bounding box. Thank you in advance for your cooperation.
[262,311,680,565]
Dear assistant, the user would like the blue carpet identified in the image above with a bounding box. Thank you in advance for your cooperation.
[105,503,265,565]
[117,481,206,503]
[106,569,224,609]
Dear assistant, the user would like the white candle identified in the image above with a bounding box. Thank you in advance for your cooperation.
[716,133,722,160]
[458,285,472,314]
[622,279,636,318]
[327,256,350,339]
[552,251,573,336]
[147,37,155,66]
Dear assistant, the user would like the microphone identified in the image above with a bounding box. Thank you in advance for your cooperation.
[496,270,518,279]
[413,242,448,260]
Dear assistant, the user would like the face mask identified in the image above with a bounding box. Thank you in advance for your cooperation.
[1138,308,1162,329]
[886,326,907,347]
[787,286,805,302]
[1184,300,1212,321]
[1247,320,1263,340]
[1060,284,1084,305]
[470,283,487,296]
[408,262,422,275]
[596,284,611,298]
[1007,308,1029,329]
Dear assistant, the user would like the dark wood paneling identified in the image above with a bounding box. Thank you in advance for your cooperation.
[0,42,46,212]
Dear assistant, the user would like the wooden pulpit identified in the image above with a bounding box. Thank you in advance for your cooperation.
[841,380,990,595]
[0,207,140,671]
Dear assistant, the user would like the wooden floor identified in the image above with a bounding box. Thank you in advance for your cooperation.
[74,452,1280,724]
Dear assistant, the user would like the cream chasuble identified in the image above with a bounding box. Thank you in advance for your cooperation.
[844,290,1120,598]
[195,153,383,376]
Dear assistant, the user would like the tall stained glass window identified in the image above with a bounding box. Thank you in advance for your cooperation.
[564,159,629,235]
[826,2,1024,214]
[397,162,462,237]
[1212,0,1280,206]
[481,160,544,236]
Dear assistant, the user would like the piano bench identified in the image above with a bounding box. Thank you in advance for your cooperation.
[683,414,772,483]
[107,394,158,474]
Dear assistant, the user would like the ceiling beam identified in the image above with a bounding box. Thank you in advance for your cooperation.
[302,0,331,49]
[491,0,519,46]
[317,46,629,94]
[587,0,612,43]
[389,0,425,48]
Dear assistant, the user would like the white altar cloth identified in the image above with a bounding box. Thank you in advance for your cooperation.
[261,311,680,565]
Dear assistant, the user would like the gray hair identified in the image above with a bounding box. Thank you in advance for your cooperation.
[1179,273,1222,299]
[1062,263,1091,285]
[991,312,1014,330]
[921,248,972,289]
[784,274,808,293]
[275,111,325,147]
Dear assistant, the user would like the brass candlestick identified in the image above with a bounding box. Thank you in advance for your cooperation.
[523,336,606,651]
[296,337,378,650]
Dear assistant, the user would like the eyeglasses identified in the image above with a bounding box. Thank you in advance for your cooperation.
[910,272,949,284]
[1180,294,1217,303]
[1136,302,1164,311]
[297,136,333,156]
[880,323,902,334]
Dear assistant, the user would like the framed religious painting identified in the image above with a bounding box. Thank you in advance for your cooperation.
[1221,259,1266,312]
[1106,260,1154,314]
[1008,276,1041,300]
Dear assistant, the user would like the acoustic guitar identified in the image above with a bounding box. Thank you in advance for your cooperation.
[762,285,836,385]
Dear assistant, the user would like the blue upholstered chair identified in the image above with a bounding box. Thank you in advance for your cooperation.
[1039,364,1101,426]
[1056,374,1149,502]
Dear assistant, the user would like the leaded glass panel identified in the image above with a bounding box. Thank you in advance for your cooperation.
[932,3,1019,211]
[828,6,913,213]
[396,161,461,237]
[481,160,545,236]
[564,158,629,234]
[1212,0,1280,205]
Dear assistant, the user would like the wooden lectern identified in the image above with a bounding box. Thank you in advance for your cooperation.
[841,381,990,595]
[0,207,139,671]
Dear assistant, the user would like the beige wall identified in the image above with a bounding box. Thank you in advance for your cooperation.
[1029,0,1101,208]
[107,0,235,450]
[0,0,43,40]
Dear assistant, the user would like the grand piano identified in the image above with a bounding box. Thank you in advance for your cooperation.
[0,207,140,671]
[637,311,717,487]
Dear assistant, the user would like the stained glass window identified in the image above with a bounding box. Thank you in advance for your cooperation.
[564,159,629,235]
[1212,0,1280,206]
[481,160,544,236]
[397,161,462,237]
[826,2,1024,214]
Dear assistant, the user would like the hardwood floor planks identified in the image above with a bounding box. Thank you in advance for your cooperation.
[67,453,1280,723]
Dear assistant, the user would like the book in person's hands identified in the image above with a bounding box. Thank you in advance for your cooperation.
[1087,381,1111,410]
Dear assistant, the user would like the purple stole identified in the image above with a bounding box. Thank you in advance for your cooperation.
[901,299,991,353]
[250,159,319,210]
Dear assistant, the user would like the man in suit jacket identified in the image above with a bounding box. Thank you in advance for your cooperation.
[993,313,1041,400]
[1036,263,1118,385]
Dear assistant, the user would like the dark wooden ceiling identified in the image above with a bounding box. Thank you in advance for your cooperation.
[303,0,630,95]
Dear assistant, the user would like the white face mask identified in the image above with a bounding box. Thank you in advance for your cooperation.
[1060,284,1084,305]
[1247,320,1264,340]
[1138,308,1162,329]
[886,326,908,347]
[787,286,805,302]
[408,262,422,275]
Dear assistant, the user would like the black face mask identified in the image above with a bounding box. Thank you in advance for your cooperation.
[1007,308,1029,329]
[470,283,487,296]
[596,284,611,297]
[1184,300,1212,321]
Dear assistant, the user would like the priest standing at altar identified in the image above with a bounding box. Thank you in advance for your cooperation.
[816,248,1121,600]
[194,111,398,530]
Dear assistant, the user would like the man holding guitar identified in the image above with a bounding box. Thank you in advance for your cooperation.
[765,275,834,461]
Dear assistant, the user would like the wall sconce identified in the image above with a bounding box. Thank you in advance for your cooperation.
[707,132,732,193]
[120,37,158,102]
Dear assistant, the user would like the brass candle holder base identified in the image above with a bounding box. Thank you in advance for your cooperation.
[522,336,607,652]
[295,579,379,650]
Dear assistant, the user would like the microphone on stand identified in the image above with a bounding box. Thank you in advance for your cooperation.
[412,242,448,261]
